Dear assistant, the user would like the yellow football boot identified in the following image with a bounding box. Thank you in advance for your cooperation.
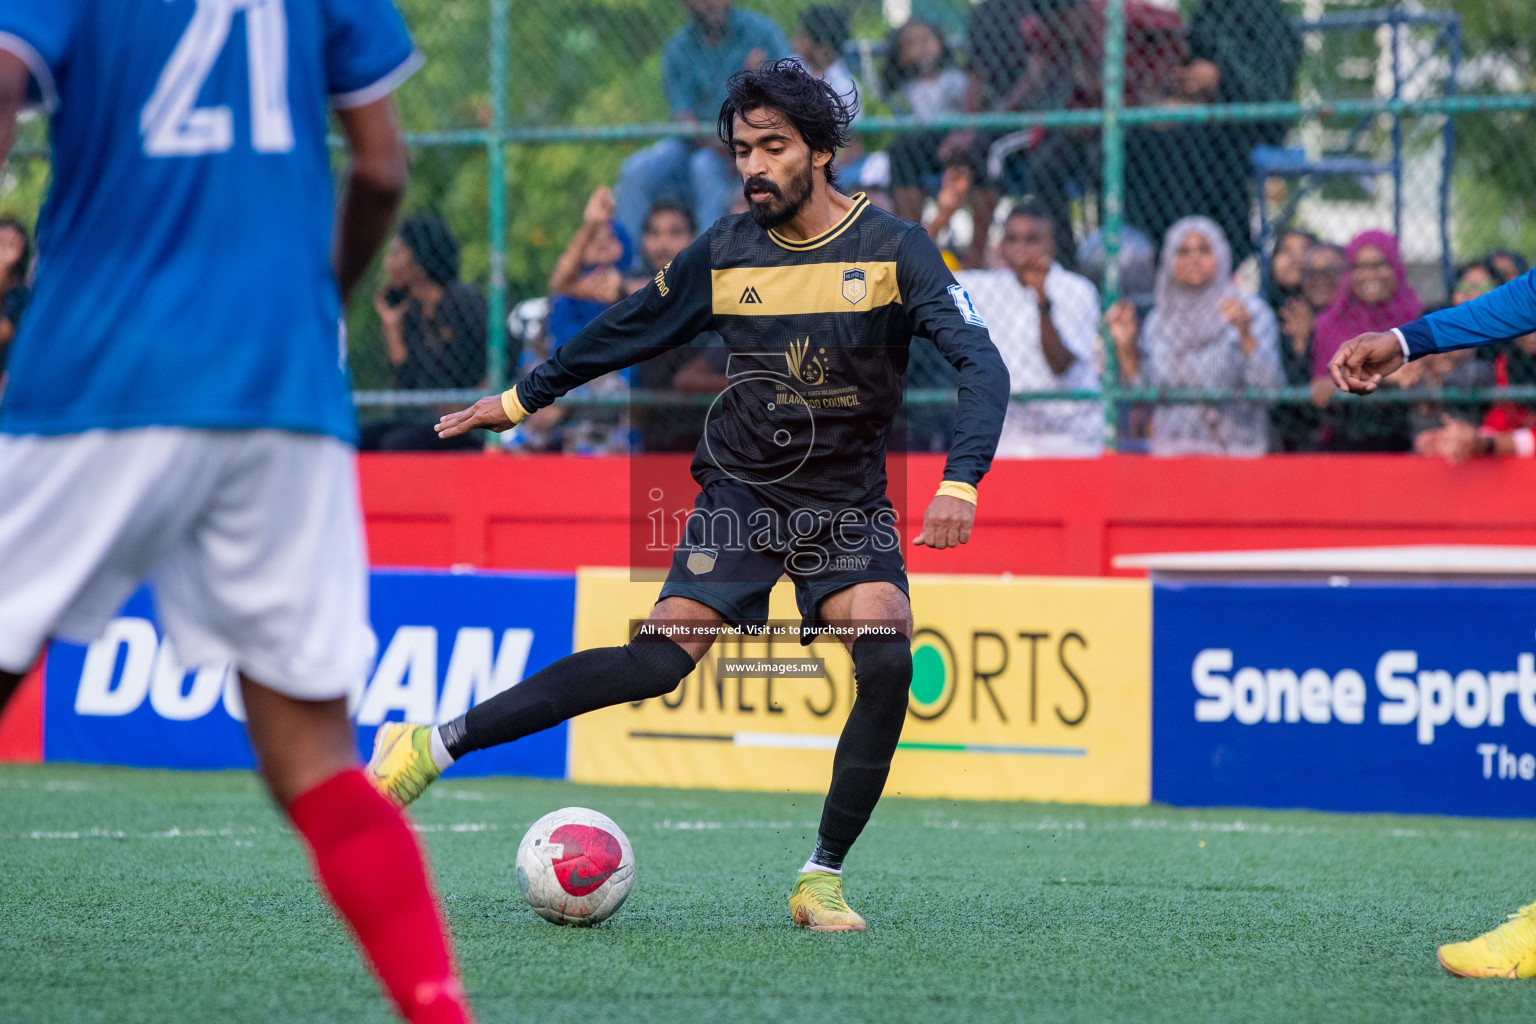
[1438,902,1536,978]
[788,871,866,932]
[365,723,442,808]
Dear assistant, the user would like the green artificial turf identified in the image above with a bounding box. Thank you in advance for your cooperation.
[4,763,1536,1023]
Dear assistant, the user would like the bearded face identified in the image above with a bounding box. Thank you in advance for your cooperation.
[743,153,816,231]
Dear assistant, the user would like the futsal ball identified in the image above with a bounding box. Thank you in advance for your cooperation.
[515,807,635,926]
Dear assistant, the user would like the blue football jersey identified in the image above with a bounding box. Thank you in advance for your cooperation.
[0,0,419,441]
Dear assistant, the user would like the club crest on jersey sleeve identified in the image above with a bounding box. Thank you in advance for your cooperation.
[947,284,987,328]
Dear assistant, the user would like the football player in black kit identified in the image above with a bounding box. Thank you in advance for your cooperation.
[370,58,1008,931]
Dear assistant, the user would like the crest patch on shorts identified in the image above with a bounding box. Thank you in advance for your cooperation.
[685,547,718,574]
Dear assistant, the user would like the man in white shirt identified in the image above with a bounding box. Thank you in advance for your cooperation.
[956,200,1103,456]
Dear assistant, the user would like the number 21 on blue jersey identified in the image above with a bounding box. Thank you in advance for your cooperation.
[140,0,294,157]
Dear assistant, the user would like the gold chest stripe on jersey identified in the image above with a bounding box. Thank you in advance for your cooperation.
[768,193,869,251]
[711,261,900,316]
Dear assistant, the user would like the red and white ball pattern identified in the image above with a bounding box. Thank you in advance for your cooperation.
[515,807,634,926]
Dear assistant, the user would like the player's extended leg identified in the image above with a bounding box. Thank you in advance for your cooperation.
[789,582,913,933]
[241,677,474,1024]
[368,596,719,806]
[0,669,22,715]
[1438,902,1536,978]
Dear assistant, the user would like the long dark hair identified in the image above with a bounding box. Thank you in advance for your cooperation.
[717,58,857,188]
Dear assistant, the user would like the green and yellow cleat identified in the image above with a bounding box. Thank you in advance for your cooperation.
[1438,902,1536,978]
[788,871,866,932]
[365,723,442,808]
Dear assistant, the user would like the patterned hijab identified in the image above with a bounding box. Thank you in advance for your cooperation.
[1312,229,1422,376]
[1146,217,1240,385]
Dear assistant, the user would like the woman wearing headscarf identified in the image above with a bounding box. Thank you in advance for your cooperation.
[1310,229,1422,451]
[1107,216,1282,455]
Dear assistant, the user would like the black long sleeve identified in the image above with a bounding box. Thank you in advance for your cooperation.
[896,228,1009,488]
[515,235,714,412]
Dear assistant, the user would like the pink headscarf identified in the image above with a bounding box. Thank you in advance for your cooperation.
[1311,230,1422,377]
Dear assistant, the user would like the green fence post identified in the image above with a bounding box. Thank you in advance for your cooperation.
[1099,0,1125,452]
[486,0,510,397]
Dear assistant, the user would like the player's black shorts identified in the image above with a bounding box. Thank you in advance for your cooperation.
[657,480,908,644]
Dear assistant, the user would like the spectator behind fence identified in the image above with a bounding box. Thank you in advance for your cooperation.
[1482,251,1536,392]
[1401,297,1491,456]
[0,217,30,377]
[955,200,1102,456]
[881,19,970,229]
[937,0,1036,267]
[1267,227,1316,311]
[1488,249,1529,285]
[363,215,487,451]
[1125,0,1300,269]
[1412,260,1524,463]
[793,6,861,161]
[944,0,1187,270]
[1310,229,1421,452]
[923,166,977,271]
[540,187,637,454]
[630,200,696,289]
[1074,224,1158,302]
[613,0,791,261]
[631,201,730,452]
[1271,241,1343,450]
[548,187,634,349]
[1107,215,1281,456]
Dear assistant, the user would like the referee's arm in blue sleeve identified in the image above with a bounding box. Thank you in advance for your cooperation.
[1399,268,1536,358]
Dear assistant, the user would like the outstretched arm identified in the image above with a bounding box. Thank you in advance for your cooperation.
[1332,269,1536,395]
[1402,268,1536,358]
[437,234,714,438]
[895,228,1009,549]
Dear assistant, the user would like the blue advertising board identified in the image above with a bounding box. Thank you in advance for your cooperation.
[44,569,576,779]
[1153,581,1536,818]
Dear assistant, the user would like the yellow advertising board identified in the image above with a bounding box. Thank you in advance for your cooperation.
[569,568,1151,804]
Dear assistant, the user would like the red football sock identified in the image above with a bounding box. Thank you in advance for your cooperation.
[286,769,473,1024]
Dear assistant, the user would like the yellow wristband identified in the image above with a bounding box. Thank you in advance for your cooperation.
[500,386,530,426]
[935,480,977,505]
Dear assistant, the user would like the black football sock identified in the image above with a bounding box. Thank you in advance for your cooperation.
[0,670,23,716]
[809,634,912,870]
[439,635,695,759]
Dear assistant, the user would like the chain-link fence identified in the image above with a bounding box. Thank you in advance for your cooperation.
[4,1,1536,456]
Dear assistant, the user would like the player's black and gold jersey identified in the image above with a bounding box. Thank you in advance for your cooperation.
[513,194,1008,504]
